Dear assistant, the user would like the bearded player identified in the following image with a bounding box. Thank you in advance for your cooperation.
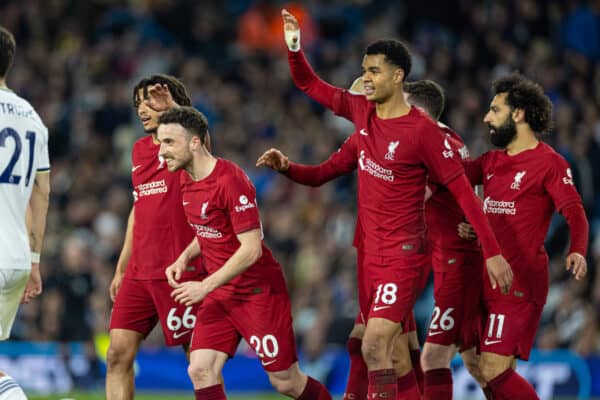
[461,74,588,399]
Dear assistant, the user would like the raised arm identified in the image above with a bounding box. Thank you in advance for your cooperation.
[282,9,360,120]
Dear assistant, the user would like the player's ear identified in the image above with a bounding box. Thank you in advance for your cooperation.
[512,108,525,123]
[393,68,404,84]
[190,135,201,151]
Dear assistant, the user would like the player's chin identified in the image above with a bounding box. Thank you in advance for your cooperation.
[165,159,180,171]
[364,92,376,101]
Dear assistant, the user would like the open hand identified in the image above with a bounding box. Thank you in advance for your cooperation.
[145,83,177,112]
[256,148,290,172]
[281,9,300,50]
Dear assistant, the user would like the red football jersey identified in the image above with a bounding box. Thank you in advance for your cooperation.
[465,142,583,304]
[129,135,199,280]
[332,100,464,256]
[426,123,480,256]
[180,158,287,299]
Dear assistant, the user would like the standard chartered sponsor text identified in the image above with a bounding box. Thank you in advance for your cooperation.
[484,197,516,215]
[364,158,394,182]
[136,179,168,197]
[191,223,223,239]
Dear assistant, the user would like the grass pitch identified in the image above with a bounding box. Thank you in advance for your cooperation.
[30,393,282,400]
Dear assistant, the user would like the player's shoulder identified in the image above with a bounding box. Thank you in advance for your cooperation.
[0,90,47,131]
[132,135,156,157]
[535,142,572,175]
[412,107,442,132]
[217,158,255,187]
[536,141,565,161]
[218,158,247,179]
[437,122,464,143]
[133,135,154,149]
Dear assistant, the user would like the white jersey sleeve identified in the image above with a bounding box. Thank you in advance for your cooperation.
[0,88,50,269]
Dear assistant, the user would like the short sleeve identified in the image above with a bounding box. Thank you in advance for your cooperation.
[36,127,50,172]
[419,125,464,186]
[543,155,582,212]
[222,173,262,235]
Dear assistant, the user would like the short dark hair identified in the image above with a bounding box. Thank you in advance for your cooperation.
[158,106,208,143]
[492,73,553,134]
[0,26,16,78]
[365,39,412,80]
[404,80,445,120]
[133,74,192,108]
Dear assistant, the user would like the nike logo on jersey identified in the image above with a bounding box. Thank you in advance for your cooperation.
[373,305,391,311]
[428,331,443,337]
[486,173,494,180]
[173,330,191,339]
[483,338,502,346]
[359,128,369,136]
[182,201,190,206]
[261,359,277,367]
[132,165,142,172]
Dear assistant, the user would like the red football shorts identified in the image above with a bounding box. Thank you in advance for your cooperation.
[362,251,429,324]
[426,250,484,351]
[190,290,298,372]
[110,277,200,346]
[479,299,543,360]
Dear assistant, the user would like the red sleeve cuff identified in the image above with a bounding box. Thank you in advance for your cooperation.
[562,202,589,257]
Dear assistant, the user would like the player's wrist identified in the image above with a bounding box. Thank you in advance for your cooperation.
[285,29,301,52]
[202,276,219,293]
[30,251,40,263]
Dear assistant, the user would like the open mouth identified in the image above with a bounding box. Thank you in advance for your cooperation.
[363,84,375,96]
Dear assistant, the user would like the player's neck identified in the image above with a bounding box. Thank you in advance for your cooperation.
[375,93,411,119]
[187,153,217,181]
[0,79,8,90]
[506,129,539,155]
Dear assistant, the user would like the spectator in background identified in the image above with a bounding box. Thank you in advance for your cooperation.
[0,2,597,390]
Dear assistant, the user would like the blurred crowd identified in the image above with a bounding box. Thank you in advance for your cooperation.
[1,0,599,387]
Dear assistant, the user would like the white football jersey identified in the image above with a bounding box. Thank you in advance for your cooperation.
[0,88,50,269]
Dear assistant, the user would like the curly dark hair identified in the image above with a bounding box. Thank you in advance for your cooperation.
[404,80,445,120]
[492,73,553,134]
[365,39,411,81]
[133,74,192,108]
[158,106,208,143]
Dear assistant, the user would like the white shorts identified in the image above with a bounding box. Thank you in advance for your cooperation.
[0,269,30,340]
